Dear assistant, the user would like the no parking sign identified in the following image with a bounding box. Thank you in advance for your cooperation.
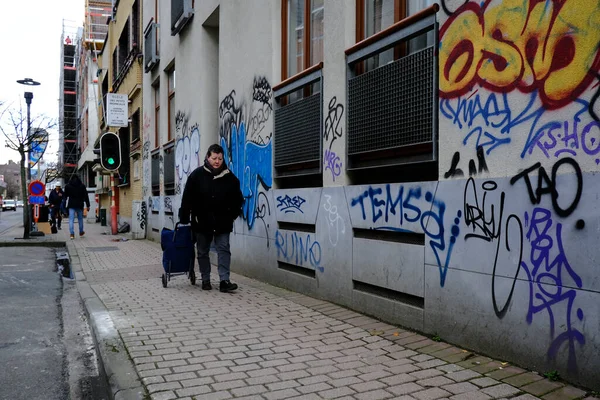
[28,180,46,222]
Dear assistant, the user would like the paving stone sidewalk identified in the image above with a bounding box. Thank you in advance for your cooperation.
[62,222,596,400]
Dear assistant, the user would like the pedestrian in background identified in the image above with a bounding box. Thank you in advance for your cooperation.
[48,182,64,230]
[179,144,244,293]
[63,175,90,240]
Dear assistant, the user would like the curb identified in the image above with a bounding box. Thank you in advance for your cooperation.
[67,241,146,400]
[0,240,67,248]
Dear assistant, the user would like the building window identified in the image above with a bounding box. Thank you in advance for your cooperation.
[164,144,175,195]
[131,109,140,142]
[356,0,434,69]
[112,48,118,83]
[282,0,324,80]
[132,0,140,50]
[167,67,175,141]
[118,19,130,75]
[153,82,160,147]
[151,150,160,195]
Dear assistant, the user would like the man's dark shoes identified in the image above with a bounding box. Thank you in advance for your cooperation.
[220,280,238,293]
[201,281,212,290]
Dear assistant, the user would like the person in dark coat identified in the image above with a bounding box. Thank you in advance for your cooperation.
[48,183,64,230]
[63,175,90,239]
[179,144,244,293]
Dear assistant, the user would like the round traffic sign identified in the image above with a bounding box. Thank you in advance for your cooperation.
[28,180,46,196]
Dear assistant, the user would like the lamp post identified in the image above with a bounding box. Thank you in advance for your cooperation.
[16,78,41,237]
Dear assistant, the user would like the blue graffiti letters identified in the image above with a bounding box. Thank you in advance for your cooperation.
[275,230,323,272]
[221,122,273,230]
[276,195,306,214]
[350,184,459,286]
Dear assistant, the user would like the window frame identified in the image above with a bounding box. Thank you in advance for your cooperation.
[153,81,160,148]
[281,0,324,81]
[355,0,406,68]
[167,67,175,142]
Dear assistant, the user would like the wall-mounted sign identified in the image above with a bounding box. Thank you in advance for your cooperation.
[106,93,128,127]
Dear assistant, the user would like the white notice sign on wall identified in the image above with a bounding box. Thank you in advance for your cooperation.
[106,93,128,127]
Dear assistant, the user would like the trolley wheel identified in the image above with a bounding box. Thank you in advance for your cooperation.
[161,274,167,288]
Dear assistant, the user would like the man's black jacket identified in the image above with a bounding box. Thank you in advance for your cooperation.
[63,180,90,210]
[179,165,244,234]
[48,189,63,208]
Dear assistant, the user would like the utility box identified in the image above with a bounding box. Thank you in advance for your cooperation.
[100,208,107,226]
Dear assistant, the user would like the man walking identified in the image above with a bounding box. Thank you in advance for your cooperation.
[179,144,244,293]
[63,176,90,239]
[48,182,64,230]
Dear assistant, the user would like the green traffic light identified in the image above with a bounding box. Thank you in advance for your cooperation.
[107,157,115,165]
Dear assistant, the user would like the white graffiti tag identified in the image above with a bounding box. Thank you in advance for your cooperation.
[323,194,346,246]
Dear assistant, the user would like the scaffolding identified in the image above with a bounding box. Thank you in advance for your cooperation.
[59,19,81,182]
[58,1,111,184]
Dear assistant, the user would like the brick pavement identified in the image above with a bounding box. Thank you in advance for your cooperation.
[62,222,596,400]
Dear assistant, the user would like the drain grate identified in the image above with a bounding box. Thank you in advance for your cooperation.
[85,246,120,252]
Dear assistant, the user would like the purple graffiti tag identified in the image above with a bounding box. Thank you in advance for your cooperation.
[521,207,585,370]
[324,149,342,181]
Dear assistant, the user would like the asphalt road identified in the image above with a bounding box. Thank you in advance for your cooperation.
[0,215,110,400]
[0,207,23,236]
[0,247,69,400]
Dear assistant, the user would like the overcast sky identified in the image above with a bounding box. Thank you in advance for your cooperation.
[0,0,85,164]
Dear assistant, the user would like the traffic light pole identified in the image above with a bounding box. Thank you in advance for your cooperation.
[111,172,118,235]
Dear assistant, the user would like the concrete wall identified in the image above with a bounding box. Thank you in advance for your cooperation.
[141,0,600,389]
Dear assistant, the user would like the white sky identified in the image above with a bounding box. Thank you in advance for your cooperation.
[0,0,85,164]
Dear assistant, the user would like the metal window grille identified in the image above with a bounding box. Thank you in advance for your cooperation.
[348,46,434,156]
[346,11,438,170]
[273,68,323,178]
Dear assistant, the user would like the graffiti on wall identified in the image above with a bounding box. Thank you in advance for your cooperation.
[323,149,342,181]
[174,110,201,194]
[439,0,600,165]
[463,157,586,369]
[142,112,152,198]
[444,145,489,178]
[275,230,323,272]
[220,76,273,238]
[439,0,600,108]
[276,195,306,214]
[522,207,584,370]
[249,76,273,145]
[323,97,344,181]
[350,184,461,287]
[136,201,147,231]
[323,194,346,247]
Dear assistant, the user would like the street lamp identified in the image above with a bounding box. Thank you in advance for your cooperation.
[17,78,41,237]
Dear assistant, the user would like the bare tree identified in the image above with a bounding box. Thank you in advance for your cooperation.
[0,103,56,239]
[3,172,19,199]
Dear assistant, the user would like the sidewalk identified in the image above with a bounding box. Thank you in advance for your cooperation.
[63,221,595,400]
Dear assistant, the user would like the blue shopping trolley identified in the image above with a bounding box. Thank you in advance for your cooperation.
[160,223,196,287]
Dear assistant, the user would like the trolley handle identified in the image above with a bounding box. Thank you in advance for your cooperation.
[172,222,193,242]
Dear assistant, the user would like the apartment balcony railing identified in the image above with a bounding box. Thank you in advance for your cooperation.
[345,4,439,170]
[273,63,323,178]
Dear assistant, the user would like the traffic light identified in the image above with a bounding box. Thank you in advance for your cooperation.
[99,132,121,171]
